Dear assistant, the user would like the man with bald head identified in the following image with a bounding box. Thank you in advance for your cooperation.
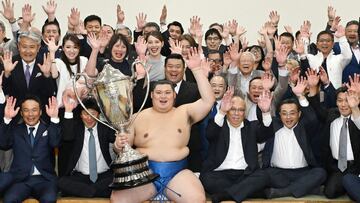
[200,88,274,202]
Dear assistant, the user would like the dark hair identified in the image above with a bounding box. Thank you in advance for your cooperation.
[106,33,130,59]
[144,22,160,32]
[205,28,222,41]
[146,31,164,42]
[167,21,184,34]
[249,76,262,86]
[165,53,185,69]
[61,34,81,77]
[207,49,223,63]
[84,15,102,27]
[179,34,197,47]
[278,98,301,113]
[295,30,301,39]
[41,21,61,36]
[335,86,348,100]
[346,20,359,28]
[209,23,223,31]
[316,30,334,42]
[150,80,176,92]
[210,75,228,88]
[82,98,100,113]
[279,32,295,43]
[246,45,265,63]
[20,95,42,110]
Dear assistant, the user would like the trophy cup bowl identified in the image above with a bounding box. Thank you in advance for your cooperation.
[73,61,158,190]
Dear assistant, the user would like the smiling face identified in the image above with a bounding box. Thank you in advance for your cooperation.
[147,35,164,57]
[316,33,334,56]
[337,92,351,117]
[227,96,246,128]
[63,39,80,63]
[21,99,42,126]
[151,84,176,113]
[80,108,99,128]
[43,24,60,43]
[239,52,255,76]
[206,33,221,51]
[345,24,359,46]
[248,78,263,103]
[168,25,182,40]
[210,76,226,100]
[18,37,40,63]
[165,58,185,83]
[111,40,127,62]
[85,20,101,37]
[279,103,301,129]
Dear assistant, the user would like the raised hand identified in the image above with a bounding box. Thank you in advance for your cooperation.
[1,51,18,77]
[258,36,266,48]
[269,10,280,26]
[135,36,147,56]
[98,30,110,49]
[221,23,230,40]
[44,37,60,53]
[159,5,167,24]
[299,20,312,39]
[46,96,58,118]
[262,72,275,90]
[284,25,293,34]
[87,32,100,50]
[200,58,211,77]
[292,76,308,97]
[258,90,272,113]
[220,86,234,114]
[294,39,305,55]
[318,66,330,85]
[235,25,247,37]
[305,68,319,87]
[38,53,52,77]
[262,56,273,72]
[136,12,147,31]
[22,4,35,25]
[222,51,232,67]
[335,24,345,38]
[0,0,15,22]
[346,74,360,96]
[346,91,359,109]
[169,39,182,55]
[187,47,201,70]
[116,4,125,24]
[327,6,336,23]
[68,7,80,30]
[228,19,238,36]
[276,46,289,66]
[264,21,276,38]
[62,93,77,112]
[4,96,19,119]
[228,43,241,62]
[189,16,200,37]
[42,0,57,21]
[331,16,341,31]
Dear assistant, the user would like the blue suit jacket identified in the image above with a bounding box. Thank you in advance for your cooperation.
[0,120,61,182]
[333,42,360,84]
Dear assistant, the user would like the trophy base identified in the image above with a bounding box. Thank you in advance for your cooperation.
[109,173,159,190]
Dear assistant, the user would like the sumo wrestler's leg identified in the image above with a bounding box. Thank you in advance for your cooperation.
[110,182,156,203]
[166,169,206,203]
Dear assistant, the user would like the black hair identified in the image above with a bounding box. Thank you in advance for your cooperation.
[61,34,81,77]
[346,20,359,28]
[209,23,223,31]
[150,80,176,92]
[144,22,160,32]
[205,28,222,41]
[278,98,301,113]
[335,86,348,100]
[279,32,295,43]
[167,21,184,34]
[20,95,42,110]
[316,30,334,42]
[145,31,164,42]
[84,15,102,27]
[82,98,100,113]
[165,53,185,69]
[106,33,130,59]
[41,21,61,36]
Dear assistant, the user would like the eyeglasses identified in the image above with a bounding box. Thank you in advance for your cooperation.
[280,111,298,117]
[209,59,222,64]
[229,108,245,113]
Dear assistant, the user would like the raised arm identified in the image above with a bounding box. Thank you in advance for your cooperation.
[186,48,215,124]
[42,0,57,22]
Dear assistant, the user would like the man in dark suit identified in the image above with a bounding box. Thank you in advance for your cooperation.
[58,97,116,197]
[200,89,274,203]
[2,29,56,123]
[308,84,360,198]
[262,78,326,198]
[0,95,61,203]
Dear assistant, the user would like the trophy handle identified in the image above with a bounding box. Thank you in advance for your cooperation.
[128,60,151,126]
[72,73,117,132]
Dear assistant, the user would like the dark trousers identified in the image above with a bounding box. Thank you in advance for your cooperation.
[342,174,360,202]
[3,175,57,203]
[58,170,112,198]
[0,172,13,195]
[324,160,355,198]
[265,167,326,198]
[200,169,269,202]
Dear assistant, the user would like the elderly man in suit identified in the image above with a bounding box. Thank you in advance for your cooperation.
[58,96,116,197]
[0,95,61,203]
[200,88,274,203]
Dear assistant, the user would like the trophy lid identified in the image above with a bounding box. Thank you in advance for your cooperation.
[95,63,131,85]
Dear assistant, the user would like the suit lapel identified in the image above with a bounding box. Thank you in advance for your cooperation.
[14,60,28,90]
[21,124,31,146]
[34,122,46,146]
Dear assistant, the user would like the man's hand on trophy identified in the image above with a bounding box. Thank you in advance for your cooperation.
[114,133,129,153]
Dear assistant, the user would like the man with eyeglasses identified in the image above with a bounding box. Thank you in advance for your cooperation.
[200,88,274,203]
[262,78,326,198]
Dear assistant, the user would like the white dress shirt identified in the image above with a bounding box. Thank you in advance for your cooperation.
[0,87,5,104]
[75,124,110,175]
[174,80,183,94]
[329,115,360,161]
[352,44,360,63]
[22,59,35,76]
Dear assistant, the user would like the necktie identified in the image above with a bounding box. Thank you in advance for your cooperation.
[88,128,98,183]
[338,118,348,172]
[25,64,31,88]
[321,58,327,73]
[29,127,35,175]
[210,103,218,118]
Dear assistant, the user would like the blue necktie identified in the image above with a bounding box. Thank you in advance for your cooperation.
[25,64,31,88]
[88,128,98,183]
[29,127,35,175]
[210,103,217,118]
[338,118,348,172]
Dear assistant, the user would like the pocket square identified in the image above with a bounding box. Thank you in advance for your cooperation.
[42,130,48,136]
[35,72,42,78]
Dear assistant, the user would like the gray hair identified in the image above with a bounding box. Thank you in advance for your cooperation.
[116,25,132,36]
[17,29,42,44]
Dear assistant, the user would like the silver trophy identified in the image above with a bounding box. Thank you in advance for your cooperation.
[73,60,158,189]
